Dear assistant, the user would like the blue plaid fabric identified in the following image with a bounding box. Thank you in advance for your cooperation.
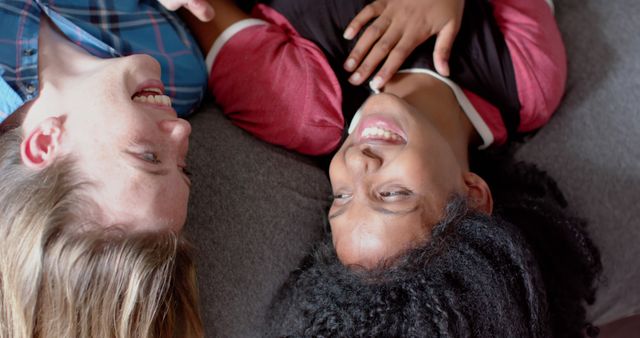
[0,0,207,122]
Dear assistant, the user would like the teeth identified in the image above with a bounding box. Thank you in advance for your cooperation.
[132,94,172,107]
[361,126,402,141]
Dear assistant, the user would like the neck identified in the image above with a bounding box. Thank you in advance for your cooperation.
[382,73,478,170]
[20,16,95,133]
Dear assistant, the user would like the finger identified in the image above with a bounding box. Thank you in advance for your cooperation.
[160,0,182,11]
[344,15,391,73]
[185,0,215,22]
[349,26,402,86]
[343,2,383,40]
[370,36,417,89]
[433,22,459,77]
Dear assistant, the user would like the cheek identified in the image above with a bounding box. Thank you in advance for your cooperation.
[397,155,428,178]
[386,153,435,190]
[328,151,345,182]
[169,180,190,232]
[399,150,461,197]
[178,185,190,217]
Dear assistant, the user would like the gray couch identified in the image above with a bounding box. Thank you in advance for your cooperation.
[185,0,640,336]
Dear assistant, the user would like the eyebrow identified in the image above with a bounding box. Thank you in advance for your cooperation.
[328,204,420,220]
[139,166,170,176]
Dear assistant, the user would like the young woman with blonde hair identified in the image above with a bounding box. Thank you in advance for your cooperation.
[0,0,216,336]
[0,129,203,337]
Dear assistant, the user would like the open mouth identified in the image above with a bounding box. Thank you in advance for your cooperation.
[354,114,408,145]
[361,125,405,143]
[131,87,172,108]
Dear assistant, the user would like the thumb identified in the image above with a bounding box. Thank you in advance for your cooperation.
[433,22,458,77]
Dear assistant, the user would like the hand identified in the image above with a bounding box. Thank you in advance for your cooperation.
[158,0,215,22]
[343,0,464,89]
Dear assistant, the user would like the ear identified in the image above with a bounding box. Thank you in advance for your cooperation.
[20,117,65,169]
[463,172,493,214]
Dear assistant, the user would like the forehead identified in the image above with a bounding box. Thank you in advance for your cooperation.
[331,210,431,267]
[329,185,453,263]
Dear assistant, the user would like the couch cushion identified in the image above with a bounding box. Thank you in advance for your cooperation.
[515,0,640,325]
[185,107,330,337]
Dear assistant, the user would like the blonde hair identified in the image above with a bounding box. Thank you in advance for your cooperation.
[0,128,203,338]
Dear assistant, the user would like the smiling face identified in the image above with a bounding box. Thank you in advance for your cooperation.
[21,53,192,233]
[329,93,469,267]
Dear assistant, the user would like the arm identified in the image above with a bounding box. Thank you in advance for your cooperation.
[489,0,566,132]
[181,1,345,155]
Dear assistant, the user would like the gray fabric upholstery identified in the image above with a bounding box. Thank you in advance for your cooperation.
[185,109,330,337]
[185,0,640,335]
[515,0,640,325]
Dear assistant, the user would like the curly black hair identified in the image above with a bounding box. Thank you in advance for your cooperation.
[472,150,602,337]
[266,154,601,338]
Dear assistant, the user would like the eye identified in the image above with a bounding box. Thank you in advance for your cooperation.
[378,188,413,201]
[330,192,352,205]
[180,166,193,186]
[140,152,161,164]
[181,166,192,178]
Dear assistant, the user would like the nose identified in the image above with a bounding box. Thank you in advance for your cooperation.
[159,118,191,138]
[126,54,162,73]
[159,118,191,152]
[344,144,383,175]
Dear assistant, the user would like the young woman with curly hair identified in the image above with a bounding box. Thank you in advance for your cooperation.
[183,0,602,335]
[266,157,601,337]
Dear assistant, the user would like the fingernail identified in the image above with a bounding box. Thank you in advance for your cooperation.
[370,76,383,90]
[349,72,362,84]
[437,61,450,77]
[343,27,355,40]
[344,58,356,71]
[204,7,215,20]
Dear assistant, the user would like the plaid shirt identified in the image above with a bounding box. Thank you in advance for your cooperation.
[0,0,207,123]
